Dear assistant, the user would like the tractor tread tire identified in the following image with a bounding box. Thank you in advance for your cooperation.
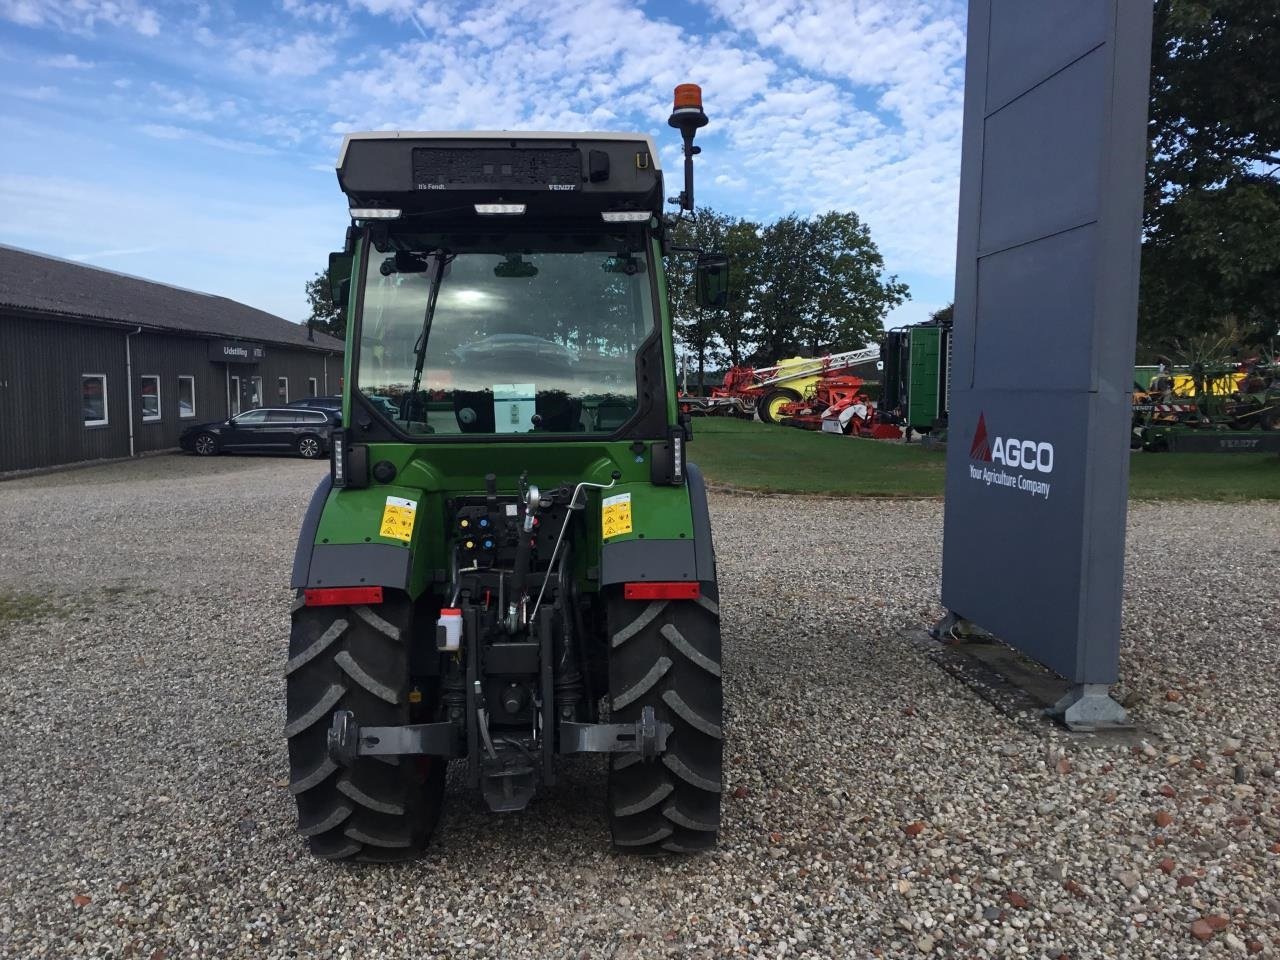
[608,590,722,855]
[286,593,444,862]
[758,387,801,424]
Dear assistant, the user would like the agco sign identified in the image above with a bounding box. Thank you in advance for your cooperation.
[967,412,1054,499]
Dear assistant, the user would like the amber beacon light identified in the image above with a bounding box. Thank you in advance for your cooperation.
[668,83,709,212]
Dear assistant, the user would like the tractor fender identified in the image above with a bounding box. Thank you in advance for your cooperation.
[290,476,414,592]
[686,461,717,584]
[599,463,717,587]
[290,474,332,590]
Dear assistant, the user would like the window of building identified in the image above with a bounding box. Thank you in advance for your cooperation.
[230,376,241,416]
[82,374,108,426]
[140,375,161,422]
[308,377,318,397]
[177,376,196,419]
[277,376,289,403]
[250,376,263,409]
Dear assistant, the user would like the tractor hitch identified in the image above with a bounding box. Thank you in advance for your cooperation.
[559,706,669,760]
[326,710,462,767]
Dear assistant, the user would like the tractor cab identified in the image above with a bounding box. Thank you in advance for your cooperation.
[330,130,705,443]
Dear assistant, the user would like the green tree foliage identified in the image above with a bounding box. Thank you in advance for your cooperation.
[1140,0,1280,355]
[305,268,345,339]
[667,207,907,377]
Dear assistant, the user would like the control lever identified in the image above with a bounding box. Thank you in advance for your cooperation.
[506,483,541,632]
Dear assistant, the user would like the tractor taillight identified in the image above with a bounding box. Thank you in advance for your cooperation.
[304,586,384,607]
[623,581,700,601]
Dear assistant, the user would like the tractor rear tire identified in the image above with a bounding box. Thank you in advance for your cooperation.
[757,388,800,424]
[607,588,723,854]
[285,592,445,861]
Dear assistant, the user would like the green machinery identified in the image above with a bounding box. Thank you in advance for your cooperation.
[880,318,952,435]
[287,86,728,860]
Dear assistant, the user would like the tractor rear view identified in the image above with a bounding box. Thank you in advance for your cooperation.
[286,86,728,860]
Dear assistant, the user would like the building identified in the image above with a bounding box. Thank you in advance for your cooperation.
[0,245,343,474]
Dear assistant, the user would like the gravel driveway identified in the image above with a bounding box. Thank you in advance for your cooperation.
[0,454,1276,959]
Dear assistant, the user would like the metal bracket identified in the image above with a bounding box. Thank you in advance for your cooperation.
[1047,683,1131,732]
[326,710,461,767]
[559,705,670,760]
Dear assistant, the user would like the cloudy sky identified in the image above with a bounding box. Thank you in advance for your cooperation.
[0,0,966,331]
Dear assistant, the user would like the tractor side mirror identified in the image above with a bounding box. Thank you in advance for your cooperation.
[327,252,352,306]
[695,253,729,309]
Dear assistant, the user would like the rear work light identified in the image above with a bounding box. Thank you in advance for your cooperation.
[475,203,526,215]
[304,586,384,607]
[601,211,651,223]
[349,207,401,219]
[623,581,701,601]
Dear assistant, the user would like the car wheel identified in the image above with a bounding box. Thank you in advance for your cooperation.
[296,435,323,459]
[193,433,218,456]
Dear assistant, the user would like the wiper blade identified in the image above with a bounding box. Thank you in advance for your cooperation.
[409,249,453,398]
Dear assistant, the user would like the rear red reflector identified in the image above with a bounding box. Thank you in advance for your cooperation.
[623,581,700,601]
[304,586,384,607]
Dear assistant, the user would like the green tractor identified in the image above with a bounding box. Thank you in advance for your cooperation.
[286,86,728,860]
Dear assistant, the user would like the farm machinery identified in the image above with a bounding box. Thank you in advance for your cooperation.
[1132,356,1280,451]
[681,347,883,423]
[287,86,728,861]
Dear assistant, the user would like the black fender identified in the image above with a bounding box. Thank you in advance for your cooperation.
[290,475,332,590]
[290,475,413,591]
[686,461,717,585]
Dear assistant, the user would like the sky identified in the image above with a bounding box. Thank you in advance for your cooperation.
[0,0,967,332]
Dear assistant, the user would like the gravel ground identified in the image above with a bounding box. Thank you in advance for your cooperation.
[0,454,1277,959]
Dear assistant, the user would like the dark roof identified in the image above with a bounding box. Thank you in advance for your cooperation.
[0,245,342,353]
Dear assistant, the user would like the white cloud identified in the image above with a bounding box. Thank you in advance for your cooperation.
[233,32,336,77]
[39,52,93,68]
[14,84,58,100]
[0,0,161,36]
[138,123,276,156]
[1,0,970,317]
[146,83,237,123]
[281,0,343,25]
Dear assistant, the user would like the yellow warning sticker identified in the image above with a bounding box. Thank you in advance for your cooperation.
[379,495,417,543]
[601,492,633,539]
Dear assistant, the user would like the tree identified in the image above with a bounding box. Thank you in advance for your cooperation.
[305,268,345,339]
[930,303,954,325]
[754,211,907,361]
[1140,0,1280,355]
[710,218,765,367]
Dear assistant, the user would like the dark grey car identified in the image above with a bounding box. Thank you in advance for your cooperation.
[180,408,334,459]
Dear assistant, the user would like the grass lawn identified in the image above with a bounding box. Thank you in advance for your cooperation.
[688,417,1280,501]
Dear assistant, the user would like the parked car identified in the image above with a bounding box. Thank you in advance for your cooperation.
[286,395,341,414]
[288,394,402,421]
[180,407,335,459]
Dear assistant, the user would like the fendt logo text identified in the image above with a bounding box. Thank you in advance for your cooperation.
[967,412,1054,500]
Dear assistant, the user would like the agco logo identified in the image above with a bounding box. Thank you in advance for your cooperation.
[970,412,1054,474]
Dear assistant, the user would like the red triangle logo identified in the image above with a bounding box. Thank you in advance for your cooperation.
[970,411,992,461]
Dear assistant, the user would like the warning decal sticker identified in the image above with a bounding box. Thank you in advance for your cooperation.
[379,495,418,543]
[601,492,633,539]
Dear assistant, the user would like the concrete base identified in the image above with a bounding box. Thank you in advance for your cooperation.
[1048,683,1130,732]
